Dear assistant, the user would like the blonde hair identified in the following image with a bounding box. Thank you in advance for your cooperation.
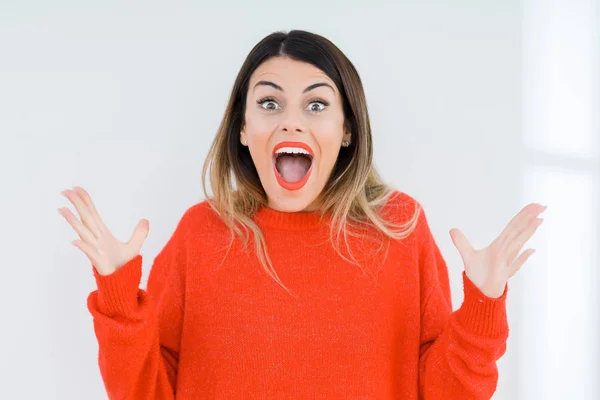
[201,30,421,296]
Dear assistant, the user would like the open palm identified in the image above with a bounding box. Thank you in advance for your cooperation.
[449,203,546,298]
[58,186,149,276]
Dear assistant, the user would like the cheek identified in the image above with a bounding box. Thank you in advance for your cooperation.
[244,112,273,167]
[245,110,276,136]
[312,117,345,162]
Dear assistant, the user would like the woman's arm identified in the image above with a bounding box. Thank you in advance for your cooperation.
[87,212,189,399]
[417,207,509,400]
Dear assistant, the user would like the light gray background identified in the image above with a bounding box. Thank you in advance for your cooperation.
[0,1,597,399]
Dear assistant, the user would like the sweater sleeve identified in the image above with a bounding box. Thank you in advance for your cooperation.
[416,205,509,400]
[86,210,190,400]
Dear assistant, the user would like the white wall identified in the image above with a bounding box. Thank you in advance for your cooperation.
[0,1,596,399]
[520,0,599,398]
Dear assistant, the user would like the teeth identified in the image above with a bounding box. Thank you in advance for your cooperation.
[274,147,312,157]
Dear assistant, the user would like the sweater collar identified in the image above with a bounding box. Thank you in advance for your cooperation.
[254,205,331,231]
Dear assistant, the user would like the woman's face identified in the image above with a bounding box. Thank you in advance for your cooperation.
[241,56,351,212]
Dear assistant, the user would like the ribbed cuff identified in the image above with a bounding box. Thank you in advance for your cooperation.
[454,271,509,338]
[92,254,143,318]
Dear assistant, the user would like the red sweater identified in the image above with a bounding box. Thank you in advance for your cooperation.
[87,191,508,399]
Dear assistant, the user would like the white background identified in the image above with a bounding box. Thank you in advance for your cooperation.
[0,1,597,399]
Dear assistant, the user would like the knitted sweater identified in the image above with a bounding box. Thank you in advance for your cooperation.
[87,191,509,399]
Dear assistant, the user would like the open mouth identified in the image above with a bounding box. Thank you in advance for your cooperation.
[272,141,314,191]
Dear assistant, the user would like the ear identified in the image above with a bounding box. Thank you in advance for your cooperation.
[343,131,351,144]
[240,128,247,146]
[343,121,352,143]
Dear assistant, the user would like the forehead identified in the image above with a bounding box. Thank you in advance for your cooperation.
[249,57,335,90]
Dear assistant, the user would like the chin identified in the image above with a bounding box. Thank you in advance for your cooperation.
[264,177,324,212]
[266,192,318,212]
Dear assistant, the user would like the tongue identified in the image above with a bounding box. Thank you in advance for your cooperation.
[275,154,311,183]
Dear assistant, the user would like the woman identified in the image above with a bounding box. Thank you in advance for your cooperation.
[59,30,545,399]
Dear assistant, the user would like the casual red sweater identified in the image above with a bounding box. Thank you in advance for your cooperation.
[87,191,509,399]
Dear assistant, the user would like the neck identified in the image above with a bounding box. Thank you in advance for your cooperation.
[254,205,331,231]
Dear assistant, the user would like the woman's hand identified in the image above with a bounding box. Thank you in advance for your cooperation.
[58,186,149,276]
[449,203,547,298]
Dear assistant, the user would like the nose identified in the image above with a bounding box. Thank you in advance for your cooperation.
[281,125,303,133]
[278,112,306,134]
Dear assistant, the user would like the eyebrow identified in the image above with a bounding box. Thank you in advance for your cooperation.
[253,80,335,94]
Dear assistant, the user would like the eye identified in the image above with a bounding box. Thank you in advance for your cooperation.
[257,98,280,112]
[306,100,328,113]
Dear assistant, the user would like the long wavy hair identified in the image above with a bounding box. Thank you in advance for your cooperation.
[202,30,421,296]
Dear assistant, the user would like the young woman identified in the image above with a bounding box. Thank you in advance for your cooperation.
[59,30,546,399]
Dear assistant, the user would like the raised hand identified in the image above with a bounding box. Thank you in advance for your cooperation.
[449,203,547,298]
[58,186,149,276]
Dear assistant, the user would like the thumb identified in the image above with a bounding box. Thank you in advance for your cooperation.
[449,228,473,261]
[128,219,150,250]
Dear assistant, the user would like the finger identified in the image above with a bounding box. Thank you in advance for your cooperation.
[72,239,103,269]
[59,207,98,247]
[62,189,102,238]
[506,217,544,261]
[73,186,110,233]
[504,205,546,248]
[128,219,150,250]
[508,248,536,278]
[449,228,474,261]
[498,203,546,247]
